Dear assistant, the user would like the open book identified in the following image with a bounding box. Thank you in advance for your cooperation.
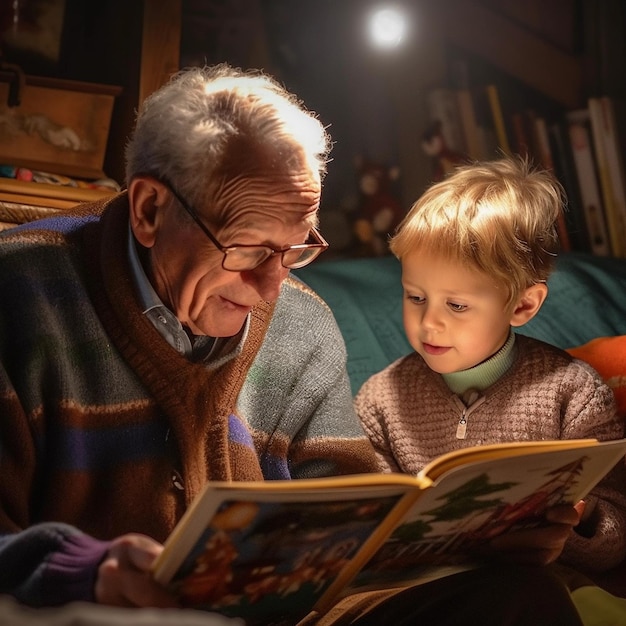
[153,438,626,624]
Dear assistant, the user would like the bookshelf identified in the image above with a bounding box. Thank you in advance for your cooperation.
[3,1,622,255]
[420,0,626,258]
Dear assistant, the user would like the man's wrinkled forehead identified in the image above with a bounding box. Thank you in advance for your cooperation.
[208,169,321,226]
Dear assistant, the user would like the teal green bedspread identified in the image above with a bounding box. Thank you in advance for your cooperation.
[296,252,626,395]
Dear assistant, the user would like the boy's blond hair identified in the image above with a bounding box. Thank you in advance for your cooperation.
[390,157,565,306]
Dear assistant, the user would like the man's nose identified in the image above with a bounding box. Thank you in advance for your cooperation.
[246,255,289,302]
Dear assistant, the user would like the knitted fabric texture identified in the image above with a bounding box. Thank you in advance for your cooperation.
[0,194,378,604]
[355,334,626,574]
[567,335,626,419]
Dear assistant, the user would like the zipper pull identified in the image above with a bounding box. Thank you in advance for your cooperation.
[456,410,468,439]
[453,391,484,439]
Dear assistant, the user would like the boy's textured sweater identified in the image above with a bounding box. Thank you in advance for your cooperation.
[0,194,378,606]
[356,335,626,575]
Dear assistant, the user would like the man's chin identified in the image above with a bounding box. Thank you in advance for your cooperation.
[192,317,247,339]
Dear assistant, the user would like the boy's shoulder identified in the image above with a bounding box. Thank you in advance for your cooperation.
[514,333,610,388]
[515,333,572,361]
[566,335,626,417]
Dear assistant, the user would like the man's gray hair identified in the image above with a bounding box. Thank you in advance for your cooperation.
[125,63,331,209]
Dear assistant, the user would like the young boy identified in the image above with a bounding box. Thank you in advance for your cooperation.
[355,157,626,579]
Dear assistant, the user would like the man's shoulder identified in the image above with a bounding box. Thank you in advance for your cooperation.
[280,274,335,317]
[0,193,121,250]
[265,275,344,349]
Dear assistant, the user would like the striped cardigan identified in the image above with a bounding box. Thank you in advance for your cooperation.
[0,194,378,606]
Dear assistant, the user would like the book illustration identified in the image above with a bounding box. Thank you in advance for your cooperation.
[166,492,403,621]
[470,86,499,159]
[334,448,605,600]
[154,438,626,620]
[426,87,467,156]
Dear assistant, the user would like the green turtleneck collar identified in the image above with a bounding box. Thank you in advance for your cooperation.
[442,329,517,396]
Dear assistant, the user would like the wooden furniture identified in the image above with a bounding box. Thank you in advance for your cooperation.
[0,0,180,229]
[0,179,116,231]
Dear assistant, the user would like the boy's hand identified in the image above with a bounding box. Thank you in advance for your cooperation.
[488,501,585,566]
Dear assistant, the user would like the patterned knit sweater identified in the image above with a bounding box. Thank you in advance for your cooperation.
[0,194,378,607]
[355,335,626,574]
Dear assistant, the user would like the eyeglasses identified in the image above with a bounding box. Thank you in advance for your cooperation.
[162,180,329,272]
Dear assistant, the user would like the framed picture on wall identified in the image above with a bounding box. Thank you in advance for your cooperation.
[0,72,121,179]
[0,0,67,75]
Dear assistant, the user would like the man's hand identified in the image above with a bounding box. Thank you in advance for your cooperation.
[95,533,179,608]
[488,501,585,566]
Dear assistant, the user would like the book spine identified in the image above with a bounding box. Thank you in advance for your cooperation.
[588,97,626,258]
[471,87,499,159]
[510,111,533,160]
[548,121,591,254]
[597,97,626,257]
[532,115,572,252]
[566,112,612,257]
[456,89,483,161]
[486,84,512,156]
[427,88,467,156]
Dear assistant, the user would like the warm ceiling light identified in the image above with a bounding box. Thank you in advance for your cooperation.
[368,6,407,49]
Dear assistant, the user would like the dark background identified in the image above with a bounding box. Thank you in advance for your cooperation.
[2,0,626,255]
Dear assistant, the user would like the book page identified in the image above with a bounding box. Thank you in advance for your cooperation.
[154,483,413,624]
[421,438,599,481]
[330,439,626,603]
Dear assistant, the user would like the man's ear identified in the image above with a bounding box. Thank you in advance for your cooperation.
[128,176,170,248]
[510,283,548,327]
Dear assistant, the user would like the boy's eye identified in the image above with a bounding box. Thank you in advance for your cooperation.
[448,302,468,312]
[407,295,425,305]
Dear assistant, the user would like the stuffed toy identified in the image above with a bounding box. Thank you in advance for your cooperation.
[352,156,404,257]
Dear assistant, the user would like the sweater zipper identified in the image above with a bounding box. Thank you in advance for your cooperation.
[452,393,486,439]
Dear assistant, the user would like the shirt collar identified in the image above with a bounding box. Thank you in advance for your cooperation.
[127,221,163,315]
[126,221,249,363]
[442,328,517,396]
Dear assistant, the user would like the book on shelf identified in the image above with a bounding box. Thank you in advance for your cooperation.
[456,88,483,160]
[485,84,512,156]
[509,110,534,160]
[548,120,592,254]
[587,97,626,258]
[566,110,612,257]
[531,114,572,252]
[469,86,500,160]
[152,437,626,624]
[427,88,468,157]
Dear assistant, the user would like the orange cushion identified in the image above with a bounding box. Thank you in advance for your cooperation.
[566,336,626,419]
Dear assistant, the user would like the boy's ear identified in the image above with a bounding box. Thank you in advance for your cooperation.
[128,176,170,248]
[510,283,548,327]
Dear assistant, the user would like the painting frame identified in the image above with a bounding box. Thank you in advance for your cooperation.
[0,73,121,179]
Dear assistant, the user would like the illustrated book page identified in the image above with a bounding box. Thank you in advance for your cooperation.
[153,438,626,623]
